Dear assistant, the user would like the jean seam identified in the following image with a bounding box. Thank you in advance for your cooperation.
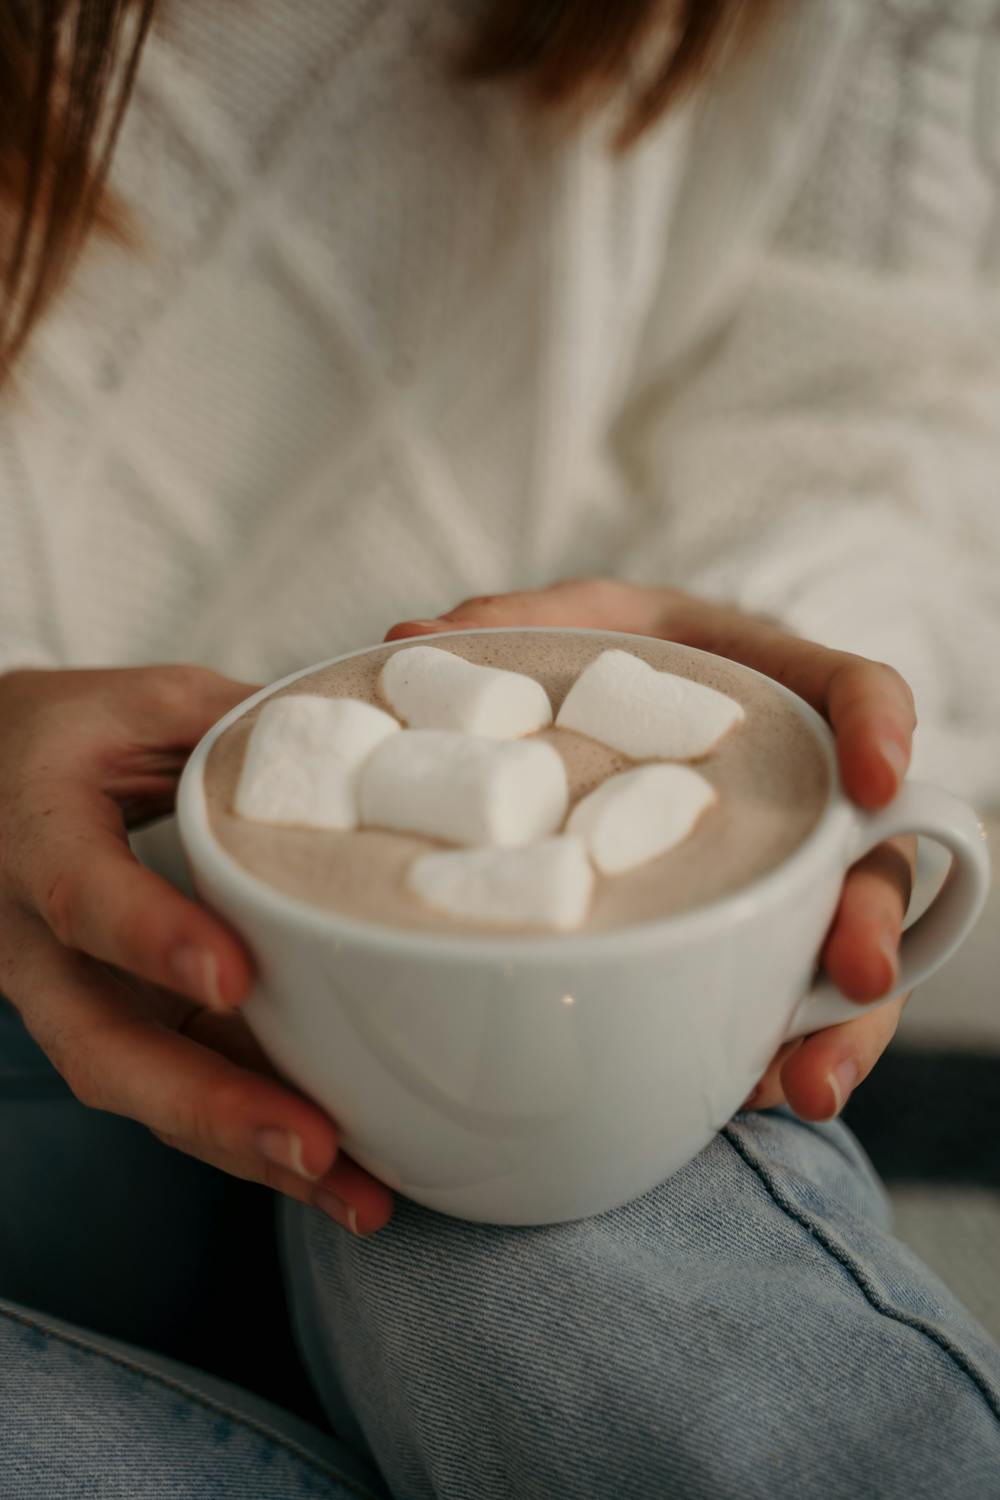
[721,1123,1000,1427]
[776,1112,893,1223]
[0,1301,384,1500]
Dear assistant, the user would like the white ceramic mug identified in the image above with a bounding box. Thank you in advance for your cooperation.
[176,629,991,1225]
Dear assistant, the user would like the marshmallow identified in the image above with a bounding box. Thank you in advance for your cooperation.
[567,764,716,874]
[380,645,552,738]
[235,695,400,830]
[556,650,744,760]
[407,837,595,930]
[360,729,568,847]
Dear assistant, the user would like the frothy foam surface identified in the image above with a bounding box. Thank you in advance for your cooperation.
[205,631,830,935]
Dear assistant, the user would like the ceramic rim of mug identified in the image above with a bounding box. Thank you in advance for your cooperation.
[177,627,849,961]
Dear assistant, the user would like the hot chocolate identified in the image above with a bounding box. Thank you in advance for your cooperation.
[205,631,829,935]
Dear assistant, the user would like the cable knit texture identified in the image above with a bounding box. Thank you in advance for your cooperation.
[1,0,999,799]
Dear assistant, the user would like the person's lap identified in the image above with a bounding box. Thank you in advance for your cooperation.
[4,1000,1000,1499]
[0,1296,389,1499]
[282,1110,1000,1500]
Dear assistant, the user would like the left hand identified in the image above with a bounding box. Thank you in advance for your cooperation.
[386,579,918,1123]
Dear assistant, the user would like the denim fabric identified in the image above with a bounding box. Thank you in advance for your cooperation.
[282,1110,1000,1500]
[5,995,1000,1499]
[0,1000,390,1500]
[0,1298,389,1499]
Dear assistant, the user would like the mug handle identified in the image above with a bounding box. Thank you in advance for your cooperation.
[784,782,991,1041]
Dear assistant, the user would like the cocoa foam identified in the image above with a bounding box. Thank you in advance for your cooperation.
[205,631,829,935]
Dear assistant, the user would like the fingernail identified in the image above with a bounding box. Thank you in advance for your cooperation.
[825,1058,860,1118]
[385,619,445,641]
[315,1189,361,1235]
[254,1129,322,1180]
[877,735,909,789]
[169,946,225,1010]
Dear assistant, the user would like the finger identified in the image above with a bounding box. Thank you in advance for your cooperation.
[741,1037,803,1112]
[822,837,914,1002]
[112,664,257,751]
[14,781,252,1009]
[384,579,669,640]
[313,1154,395,1235]
[4,665,256,777]
[172,1005,394,1228]
[826,660,915,809]
[778,995,908,1121]
[385,588,917,810]
[7,912,339,1184]
[176,1003,284,1076]
[152,1134,393,1236]
[7,923,389,1232]
[744,837,913,1114]
[661,607,916,810]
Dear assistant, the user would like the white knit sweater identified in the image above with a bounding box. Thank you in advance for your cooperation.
[2,0,999,801]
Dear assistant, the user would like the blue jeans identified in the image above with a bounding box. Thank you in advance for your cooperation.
[0,999,389,1500]
[3,1001,999,1498]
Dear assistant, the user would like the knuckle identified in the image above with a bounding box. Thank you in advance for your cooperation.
[588,575,625,601]
[862,655,903,689]
[38,1017,103,1108]
[881,662,916,717]
[43,868,84,948]
[844,657,915,716]
[851,841,914,908]
[575,576,614,607]
[61,1054,100,1111]
[137,664,217,720]
[131,666,226,729]
[159,663,212,690]
[258,1160,301,1197]
[803,642,840,681]
[213,1073,261,1122]
[448,594,502,617]
[559,575,623,605]
[775,641,834,695]
[109,902,159,971]
[865,1002,903,1052]
[556,574,600,591]
[175,1075,257,1156]
[172,1094,218,1155]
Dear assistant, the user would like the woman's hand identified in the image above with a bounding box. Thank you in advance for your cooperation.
[387,580,918,1123]
[0,665,393,1234]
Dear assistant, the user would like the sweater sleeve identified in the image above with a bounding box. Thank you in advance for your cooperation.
[617,2,1000,805]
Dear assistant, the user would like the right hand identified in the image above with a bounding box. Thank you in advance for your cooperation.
[390,580,918,1123]
[0,664,393,1235]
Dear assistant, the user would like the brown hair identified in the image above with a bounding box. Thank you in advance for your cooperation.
[466,1,768,145]
[0,0,768,376]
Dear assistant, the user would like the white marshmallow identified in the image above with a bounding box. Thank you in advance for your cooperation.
[360,730,568,847]
[235,695,400,830]
[407,837,595,931]
[567,764,717,875]
[556,650,744,760]
[380,645,552,738]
